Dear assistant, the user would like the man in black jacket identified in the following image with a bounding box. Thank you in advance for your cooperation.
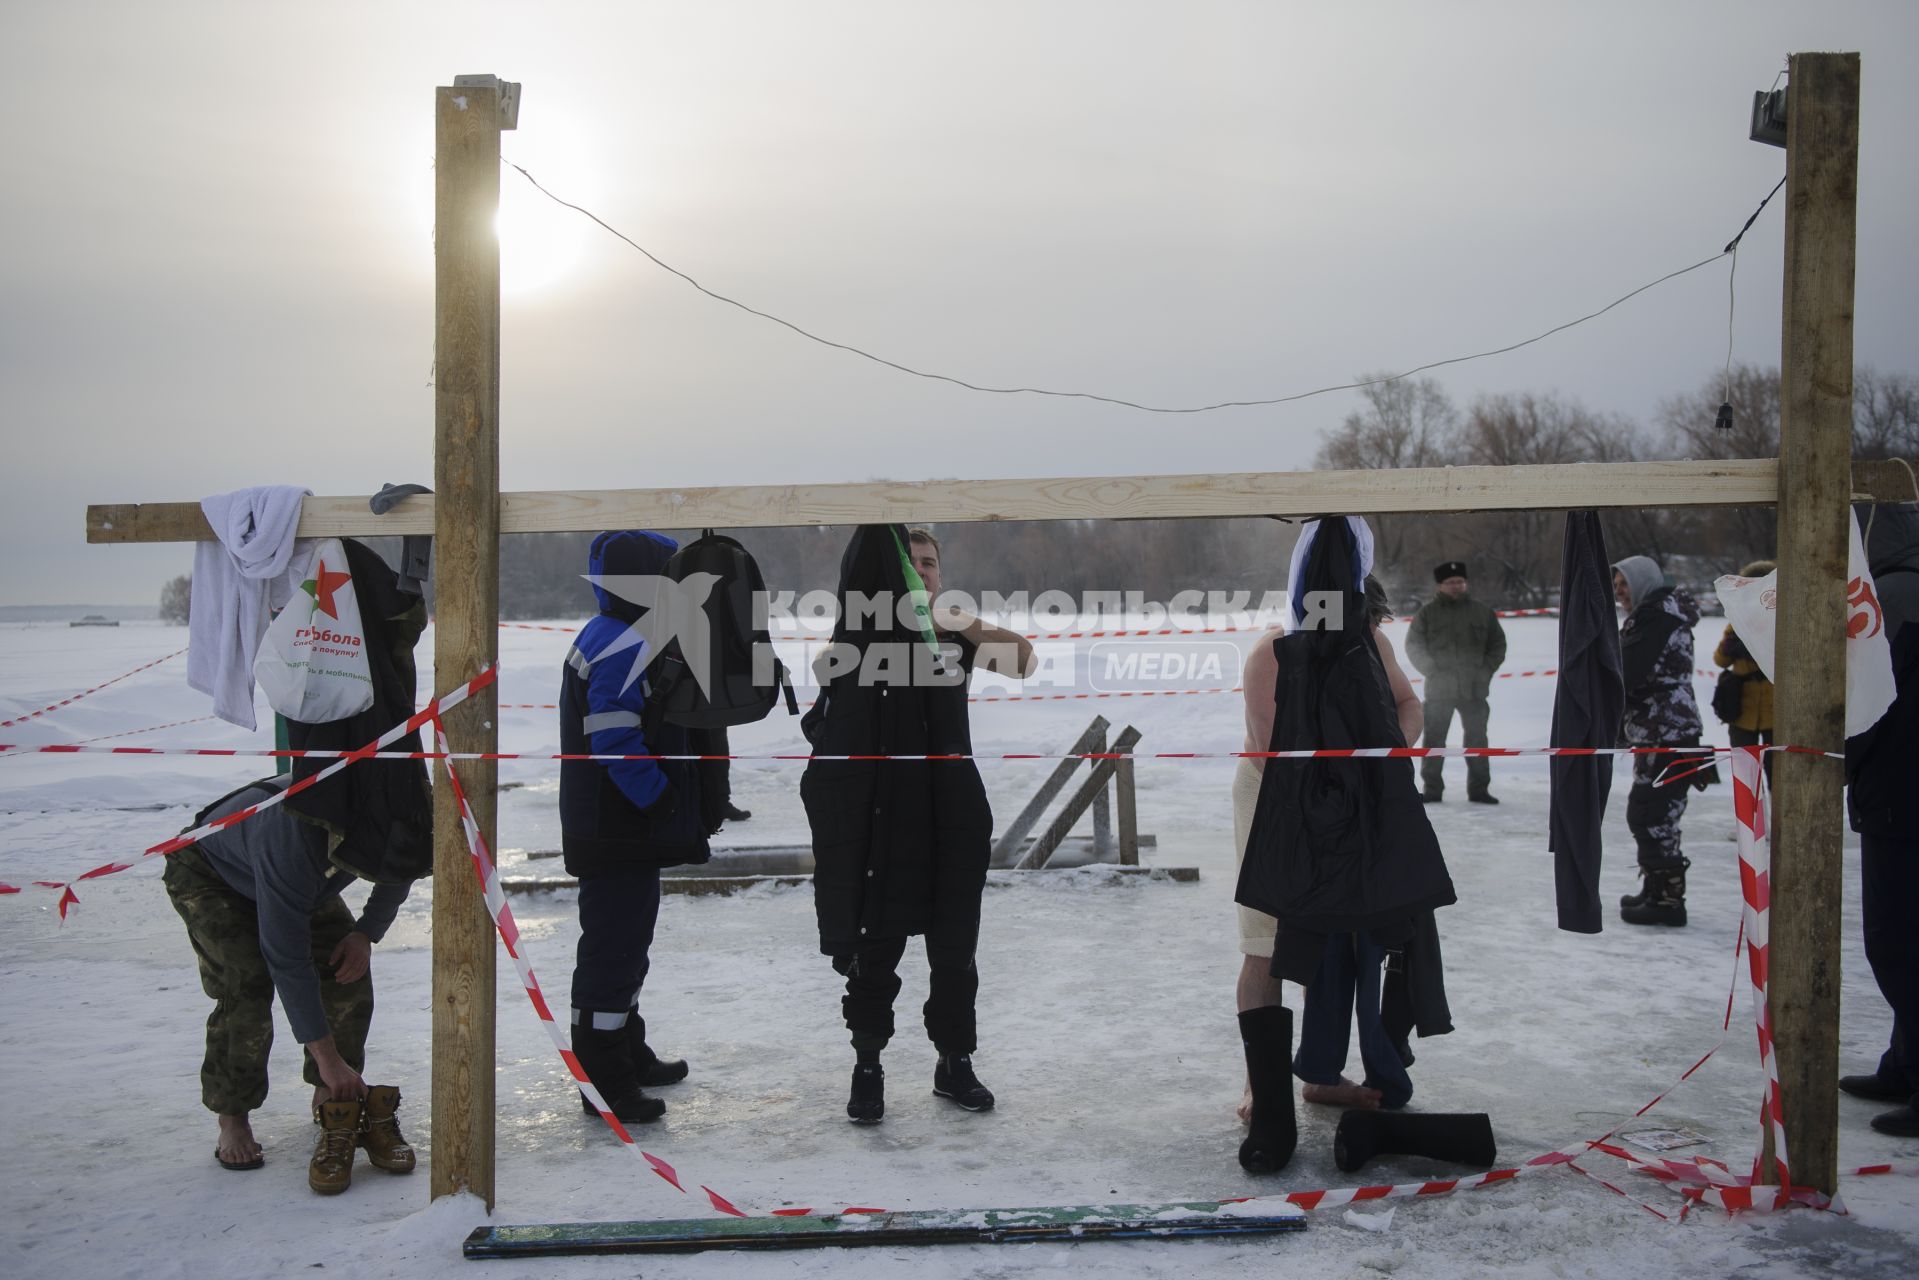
[1842,504,1919,1137]
[559,530,712,1124]
[802,525,1033,1124]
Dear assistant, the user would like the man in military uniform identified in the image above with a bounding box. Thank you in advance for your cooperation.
[1405,561,1508,804]
[165,775,418,1192]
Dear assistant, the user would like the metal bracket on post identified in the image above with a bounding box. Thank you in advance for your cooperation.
[453,74,521,130]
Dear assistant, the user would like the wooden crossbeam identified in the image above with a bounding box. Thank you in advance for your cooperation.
[81,458,1919,543]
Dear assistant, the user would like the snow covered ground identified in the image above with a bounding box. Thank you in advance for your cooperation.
[3,615,1916,1279]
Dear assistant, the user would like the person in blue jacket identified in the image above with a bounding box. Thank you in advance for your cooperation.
[560,530,713,1123]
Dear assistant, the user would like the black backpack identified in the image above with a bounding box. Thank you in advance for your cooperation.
[1710,669,1749,724]
[646,530,799,728]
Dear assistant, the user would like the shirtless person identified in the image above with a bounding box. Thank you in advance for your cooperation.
[1234,576,1422,1117]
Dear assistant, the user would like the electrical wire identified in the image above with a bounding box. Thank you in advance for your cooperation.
[506,159,1781,416]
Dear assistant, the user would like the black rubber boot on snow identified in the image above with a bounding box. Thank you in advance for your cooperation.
[847,1062,885,1125]
[934,1053,996,1112]
[1237,1005,1298,1174]
[620,1012,689,1087]
[572,1021,666,1123]
[1620,861,1688,927]
[1334,1110,1497,1173]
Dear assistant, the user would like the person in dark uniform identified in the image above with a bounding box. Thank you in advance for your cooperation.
[1405,561,1507,804]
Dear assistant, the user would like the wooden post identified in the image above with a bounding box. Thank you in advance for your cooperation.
[431,78,504,1207]
[1089,724,1115,860]
[1766,51,1859,1197]
[1114,741,1139,867]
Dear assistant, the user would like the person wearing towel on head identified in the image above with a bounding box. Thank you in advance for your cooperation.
[1405,561,1507,805]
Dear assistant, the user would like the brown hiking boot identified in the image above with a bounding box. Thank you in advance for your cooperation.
[309,1099,361,1195]
[359,1086,416,1174]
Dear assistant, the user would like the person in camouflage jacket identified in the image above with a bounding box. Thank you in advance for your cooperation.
[1612,555,1705,927]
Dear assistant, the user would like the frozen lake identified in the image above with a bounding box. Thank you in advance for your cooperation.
[2,616,1914,1279]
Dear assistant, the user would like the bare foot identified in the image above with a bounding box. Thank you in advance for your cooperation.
[216,1113,262,1167]
[1237,1079,1254,1126]
[1300,1077,1383,1109]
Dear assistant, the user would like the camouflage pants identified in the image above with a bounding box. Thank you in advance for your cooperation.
[163,845,373,1115]
[1625,751,1691,869]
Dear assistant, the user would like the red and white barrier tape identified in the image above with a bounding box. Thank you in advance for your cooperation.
[75,714,217,744]
[0,743,1835,765]
[499,609,1556,643]
[477,668,1720,711]
[2,668,497,920]
[0,647,187,730]
[434,717,761,1220]
[431,733,1884,1223]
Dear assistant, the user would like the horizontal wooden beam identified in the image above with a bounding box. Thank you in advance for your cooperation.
[84,458,1918,544]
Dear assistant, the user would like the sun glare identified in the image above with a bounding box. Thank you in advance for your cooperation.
[496,175,590,296]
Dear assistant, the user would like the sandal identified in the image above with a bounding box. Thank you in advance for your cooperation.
[216,1147,264,1171]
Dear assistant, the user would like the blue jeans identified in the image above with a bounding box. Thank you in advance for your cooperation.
[1292,932,1413,1109]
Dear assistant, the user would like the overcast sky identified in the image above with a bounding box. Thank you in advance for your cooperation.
[3,2,1915,604]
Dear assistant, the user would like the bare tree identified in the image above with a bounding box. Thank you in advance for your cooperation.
[1451,393,1626,604]
[159,574,192,624]
[1315,375,1460,592]
[1854,366,1919,461]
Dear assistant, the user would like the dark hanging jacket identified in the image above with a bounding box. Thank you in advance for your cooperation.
[1236,518,1457,985]
[1848,505,1919,837]
[1548,512,1625,933]
[559,531,713,877]
[801,524,992,957]
[284,537,434,885]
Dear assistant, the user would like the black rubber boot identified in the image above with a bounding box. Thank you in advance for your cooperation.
[847,1062,885,1125]
[1620,861,1688,927]
[620,1012,689,1087]
[1237,1005,1298,1174]
[572,1022,665,1123]
[1334,1110,1497,1173]
[933,1053,996,1112]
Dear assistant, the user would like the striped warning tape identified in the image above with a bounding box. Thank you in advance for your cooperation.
[434,715,756,1219]
[0,742,1837,764]
[0,647,187,730]
[433,736,1880,1222]
[0,668,497,920]
[498,607,1560,642]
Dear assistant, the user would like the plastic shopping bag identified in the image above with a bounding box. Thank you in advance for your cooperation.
[1716,518,1896,738]
[254,539,375,723]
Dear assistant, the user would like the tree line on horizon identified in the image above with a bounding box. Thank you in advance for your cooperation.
[158,362,1917,623]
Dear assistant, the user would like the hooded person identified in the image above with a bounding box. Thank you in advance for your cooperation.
[1235,518,1456,1164]
[1611,554,1706,927]
[559,530,715,1124]
[801,524,997,1124]
[1842,502,1919,1136]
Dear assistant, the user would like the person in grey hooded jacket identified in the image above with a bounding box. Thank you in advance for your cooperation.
[1611,555,1705,927]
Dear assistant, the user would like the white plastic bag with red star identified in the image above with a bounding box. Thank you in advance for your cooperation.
[1715,517,1896,739]
[253,538,375,724]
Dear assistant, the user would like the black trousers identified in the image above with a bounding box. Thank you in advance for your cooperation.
[833,926,980,1055]
[1862,834,1919,1108]
[571,864,662,1017]
[1420,693,1491,797]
